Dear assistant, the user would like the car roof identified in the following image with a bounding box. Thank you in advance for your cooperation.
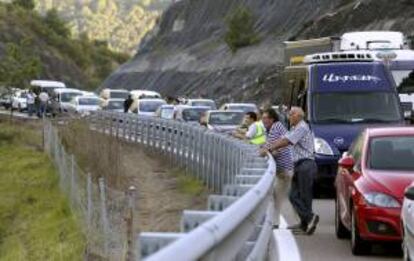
[54,88,82,93]
[108,89,128,92]
[366,127,414,137]
[224,103,257,106]
[76,95,100,99]
[188,99,215,102]
[31,80,66,88]
[160,104,175,108]
[208,110,244,114]
[138,98,166,102]
[177,105,210,111]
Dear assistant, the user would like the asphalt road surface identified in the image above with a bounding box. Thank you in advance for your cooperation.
[281,199,402,261]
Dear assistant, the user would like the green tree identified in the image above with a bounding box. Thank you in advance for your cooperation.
[44,8,71,38]
[13,0,35,10]
[225,7,260,53]
[0,39,42,89]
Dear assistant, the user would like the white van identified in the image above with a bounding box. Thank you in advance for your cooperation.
[130,98,166,117]
[50,88,83,114]
[30,80,66,95]
[130,90,161,100]
[100,88,129,100]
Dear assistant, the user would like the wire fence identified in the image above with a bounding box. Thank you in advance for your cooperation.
[43,120,135,260]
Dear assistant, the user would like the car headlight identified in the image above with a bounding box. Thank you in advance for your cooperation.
[314,137,334,155]
[363,193,400,208]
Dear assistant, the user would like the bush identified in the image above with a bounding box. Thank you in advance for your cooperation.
[225,7,260,53]
[12,0,35,10]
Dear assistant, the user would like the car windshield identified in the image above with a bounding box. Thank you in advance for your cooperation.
[61,92,82,102]
[182,108,208,121]
[111,91,129,99]
[107,100,124,109]
[229,105,257,113]
[209,112,244,125]
[19,93,28,98]
[79,98,100,106]
[139,101,165,112]
[392,70,414,94]
[161,108,175,119]
[192,101,216,109]
[313,92,402,123]
[369,136,414,171]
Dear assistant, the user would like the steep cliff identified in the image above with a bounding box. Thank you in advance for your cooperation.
[102,0,414,104]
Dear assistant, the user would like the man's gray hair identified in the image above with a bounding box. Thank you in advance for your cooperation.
[290,106,305,119]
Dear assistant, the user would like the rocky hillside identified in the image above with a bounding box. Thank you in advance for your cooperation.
[0,2,128,90]
[101,0,414,105]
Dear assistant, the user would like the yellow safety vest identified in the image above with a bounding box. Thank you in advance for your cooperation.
[250,122,266,145]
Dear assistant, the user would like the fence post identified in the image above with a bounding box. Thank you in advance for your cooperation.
[87,173,93,234]
[71,154,75,204]
[99,177,110,256]
[126,186,137,261]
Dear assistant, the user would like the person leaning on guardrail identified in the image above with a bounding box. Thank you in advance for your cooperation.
[232,112,266,145]
[258,108,294,229]
[262,107,319,235]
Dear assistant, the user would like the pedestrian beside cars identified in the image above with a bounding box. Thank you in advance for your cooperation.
[124,94,133,113]
[26,90,36,117]
[259,108,294,229]
[263,107,319,235]
[233,111,266,145]
[38,91,49,118]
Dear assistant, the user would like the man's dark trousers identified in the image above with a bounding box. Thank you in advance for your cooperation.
[289,159,317,228]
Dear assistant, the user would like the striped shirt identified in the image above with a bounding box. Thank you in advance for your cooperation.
[285,120,315,163]
[264,122,294,171]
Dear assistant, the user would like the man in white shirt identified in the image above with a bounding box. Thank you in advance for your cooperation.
[38,91,49,118]
[26,90,36,117]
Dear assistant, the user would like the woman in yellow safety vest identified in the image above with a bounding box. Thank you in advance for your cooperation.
[233,112,266,145]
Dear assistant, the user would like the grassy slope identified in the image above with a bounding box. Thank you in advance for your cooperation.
[0,122,84,260]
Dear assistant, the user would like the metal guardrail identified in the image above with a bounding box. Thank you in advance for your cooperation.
[90,111,277,260]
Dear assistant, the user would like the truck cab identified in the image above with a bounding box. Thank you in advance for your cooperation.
[283,53,404,185]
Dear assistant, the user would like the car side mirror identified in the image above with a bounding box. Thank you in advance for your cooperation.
[338,156,355,171]
[405,186,414,201]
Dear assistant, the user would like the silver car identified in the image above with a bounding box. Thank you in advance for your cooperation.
[202,110,244,133]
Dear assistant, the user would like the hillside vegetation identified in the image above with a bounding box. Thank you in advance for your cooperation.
[0,1,129,90]
[34,0,170,54]
[0,120,84,260]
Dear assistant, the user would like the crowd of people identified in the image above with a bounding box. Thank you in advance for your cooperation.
[233,107,319,235]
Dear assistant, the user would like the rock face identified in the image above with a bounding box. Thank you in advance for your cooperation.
[101,0,414,105]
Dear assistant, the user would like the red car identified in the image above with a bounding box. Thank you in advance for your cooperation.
[335,127,414,255]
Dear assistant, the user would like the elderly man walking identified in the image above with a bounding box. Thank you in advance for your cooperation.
[266,107,319,235]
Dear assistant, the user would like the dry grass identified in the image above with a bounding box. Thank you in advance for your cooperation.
[59,119,125,189]
[58,119,209,232]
